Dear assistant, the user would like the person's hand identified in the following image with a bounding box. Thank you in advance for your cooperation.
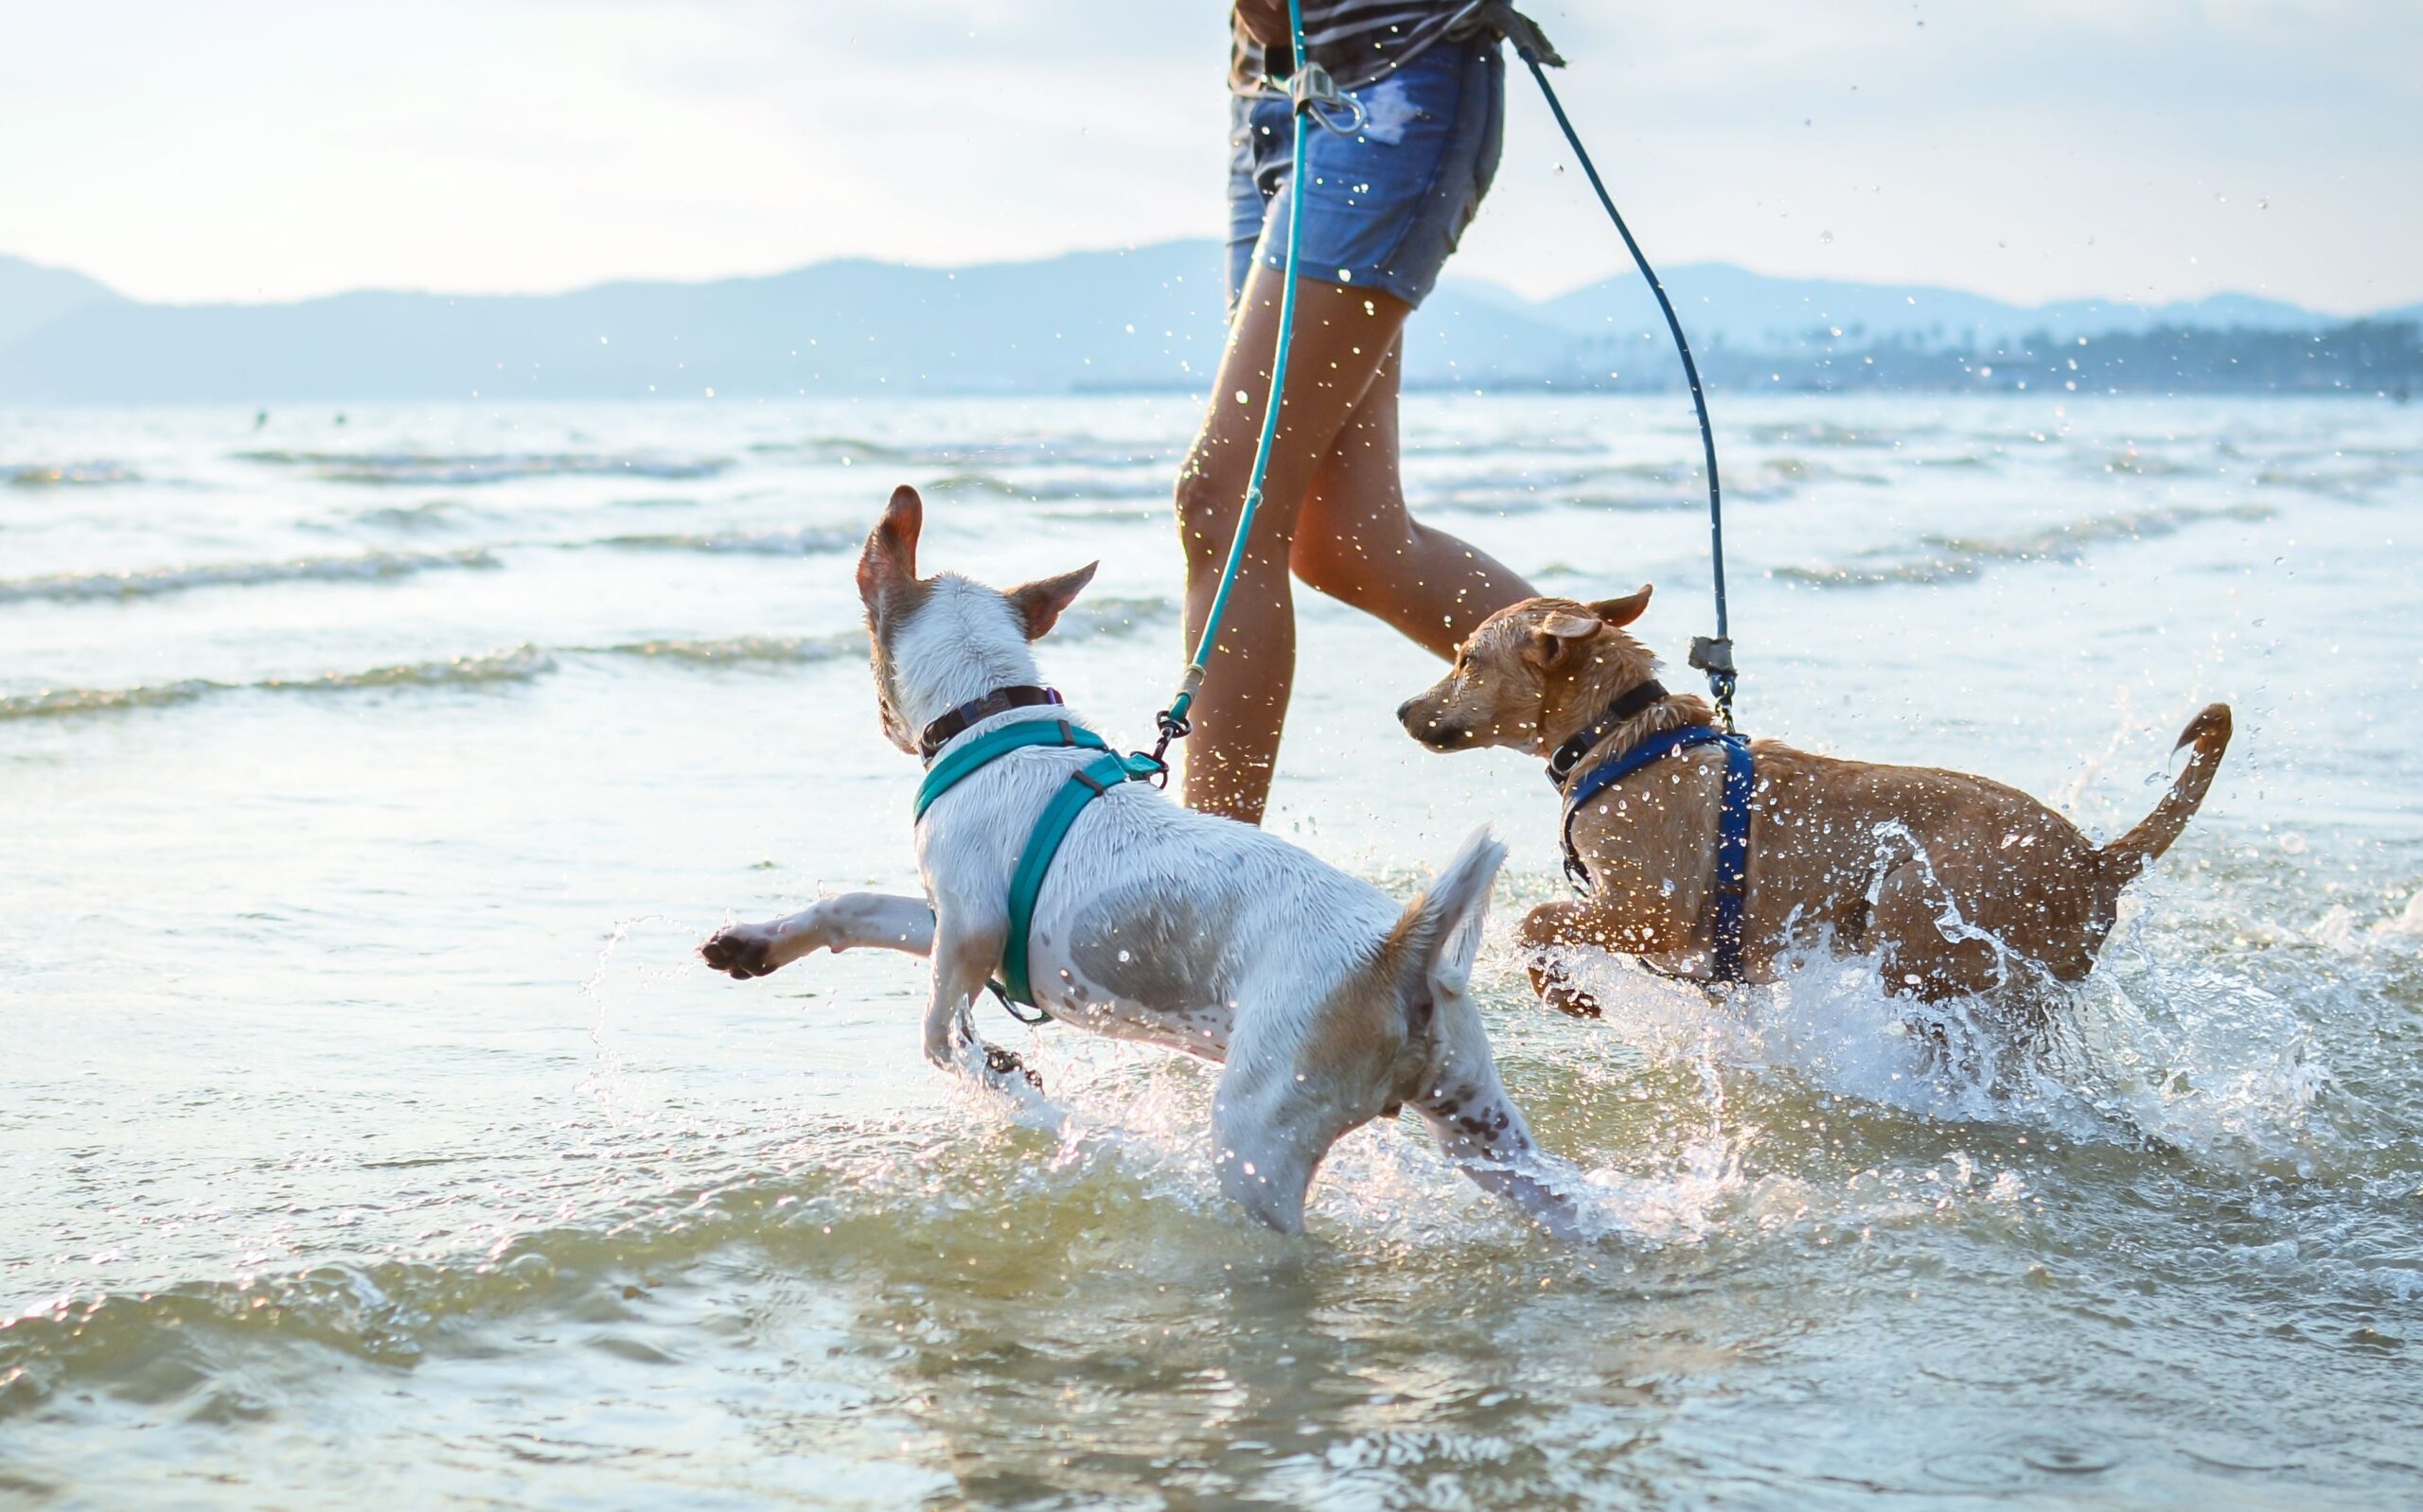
[1234,0,1291,50]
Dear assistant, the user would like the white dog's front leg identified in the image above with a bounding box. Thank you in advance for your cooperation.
[919,913,1038,1092]
[701,891,935,979]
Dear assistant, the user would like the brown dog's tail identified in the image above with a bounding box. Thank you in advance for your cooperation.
[2098,703,2232,888]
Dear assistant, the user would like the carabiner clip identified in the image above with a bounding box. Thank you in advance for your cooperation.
[1290,62,1368,136]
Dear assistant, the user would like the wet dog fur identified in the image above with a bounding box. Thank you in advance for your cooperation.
[1398,587,2231,1018]
[702,486,1576,1237]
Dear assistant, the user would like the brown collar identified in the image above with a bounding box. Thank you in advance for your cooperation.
[1545,678,1670,787]
[918,685,1064,762]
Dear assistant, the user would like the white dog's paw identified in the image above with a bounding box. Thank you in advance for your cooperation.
[700,924,785,978]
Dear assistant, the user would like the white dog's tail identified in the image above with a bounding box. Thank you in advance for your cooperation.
[1390,827,1509,1004]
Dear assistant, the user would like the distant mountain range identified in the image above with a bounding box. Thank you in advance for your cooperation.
[4,244,2416,404]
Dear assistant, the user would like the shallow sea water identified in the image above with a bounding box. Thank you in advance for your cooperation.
[1,393,2418,1508]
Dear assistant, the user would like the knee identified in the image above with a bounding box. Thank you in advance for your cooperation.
[1292,519,1410,608]
[1174,465,1241,577]
[1288,526,1366,602]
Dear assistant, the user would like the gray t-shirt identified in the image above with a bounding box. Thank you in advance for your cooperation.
[1229,0,1480,96]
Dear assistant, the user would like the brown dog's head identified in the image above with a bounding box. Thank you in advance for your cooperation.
[1396,587,1655,756]
[856,484,1097,753]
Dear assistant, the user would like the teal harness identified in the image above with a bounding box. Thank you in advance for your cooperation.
[911,711,1166,1011]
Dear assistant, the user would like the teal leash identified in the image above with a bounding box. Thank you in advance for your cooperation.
[1149,0,1330,769]
[920,0,1354,1018]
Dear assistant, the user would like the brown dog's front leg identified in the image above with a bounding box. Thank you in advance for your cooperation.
[1520,900,1611,1019]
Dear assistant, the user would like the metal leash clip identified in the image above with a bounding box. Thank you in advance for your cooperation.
[1289,61,1368,135]
[1689,636,1739,732]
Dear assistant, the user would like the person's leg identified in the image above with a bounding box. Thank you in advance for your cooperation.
[1175,265,1408,823]
[1289,337,1535,658]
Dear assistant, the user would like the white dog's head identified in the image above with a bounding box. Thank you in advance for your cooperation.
[855,485,1098,753]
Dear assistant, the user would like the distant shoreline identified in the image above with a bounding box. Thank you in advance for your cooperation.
[6,241,2415,407]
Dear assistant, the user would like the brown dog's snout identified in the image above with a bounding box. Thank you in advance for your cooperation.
[1398,694,1467,750]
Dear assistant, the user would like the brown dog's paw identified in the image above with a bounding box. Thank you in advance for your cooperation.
[700,926,779,978]
[1527,958,1604,1019]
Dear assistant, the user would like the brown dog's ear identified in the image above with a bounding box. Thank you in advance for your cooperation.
[857,485,924,615]
[1004,561,1098,640]
[1589,583,1653,627]
[1524,607,1602,669]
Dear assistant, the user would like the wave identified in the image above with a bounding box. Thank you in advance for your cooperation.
[591,599,1171,667]
[259,645,554,693]
[0,1030,1801,1424]
[0,548,498,606]
[759,435,1173,471]
[2251,463,2407,499]
[0,646,552,723]
[235,450,732,486]
[0,679,220,720]
[4,462,142,487]
[349,499,481,532]
[592,525,859,557]
[0,591,1174,725]
[925,471,1171,504]
[1534,923,2335,1174]
[2096,448,2198,477]
[1402,433,1605,458]
[601,631,867,666]
[1427,456,1837,517]
[1059,594,1177,639]
[1773,502,2274,589]
[1742,420,1917,448]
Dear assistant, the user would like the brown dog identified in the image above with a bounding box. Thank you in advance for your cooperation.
[1398,587,2231,1016]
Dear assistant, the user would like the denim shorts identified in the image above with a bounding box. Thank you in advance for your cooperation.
[1226,36,1504,312]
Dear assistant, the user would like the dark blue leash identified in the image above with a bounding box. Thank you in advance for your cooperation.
[1511,37,1739,730]
[1558,725,1755,983]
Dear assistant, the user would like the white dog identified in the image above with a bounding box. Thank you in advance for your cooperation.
[702,485,1572,1236]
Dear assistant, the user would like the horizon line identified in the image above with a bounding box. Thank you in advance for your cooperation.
[9,242,2413,323]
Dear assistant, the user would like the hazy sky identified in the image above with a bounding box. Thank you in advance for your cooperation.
[4,0,2416,311]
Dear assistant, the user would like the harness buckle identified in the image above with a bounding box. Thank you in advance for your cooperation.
[984,978,1052,1028]
[1288,62,1368,135]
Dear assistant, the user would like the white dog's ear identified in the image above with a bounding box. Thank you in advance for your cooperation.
[1004,561,1098,640]
[857,485,923,615]
[1589,583,1653,627]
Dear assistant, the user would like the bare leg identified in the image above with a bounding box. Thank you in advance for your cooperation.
[1291,341,1535,657]
[702,892,936,978]
[1175,271,1411,822]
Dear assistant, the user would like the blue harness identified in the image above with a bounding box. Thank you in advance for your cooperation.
[911,708,1163,1011]
[1557,723,1756,984]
